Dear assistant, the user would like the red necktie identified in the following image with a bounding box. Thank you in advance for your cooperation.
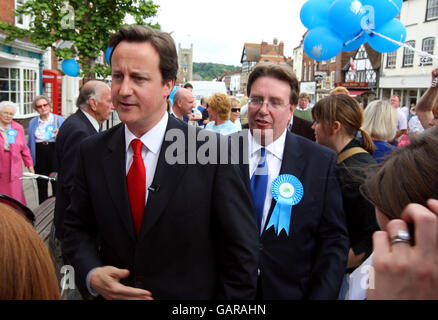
[127,139,146,236]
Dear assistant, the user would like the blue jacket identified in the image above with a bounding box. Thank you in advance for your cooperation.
[27,113,65,165]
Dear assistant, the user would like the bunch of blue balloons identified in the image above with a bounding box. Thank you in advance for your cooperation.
[301,0,407,61]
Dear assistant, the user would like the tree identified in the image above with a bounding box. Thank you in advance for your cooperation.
[0,0,160,80]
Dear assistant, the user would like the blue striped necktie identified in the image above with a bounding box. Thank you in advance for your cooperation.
[251,147,268,231]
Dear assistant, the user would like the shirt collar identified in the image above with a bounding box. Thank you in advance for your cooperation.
[125,111,168,155]
[38,113,54,124]
[248,128,287,161]
[81,109,100,132]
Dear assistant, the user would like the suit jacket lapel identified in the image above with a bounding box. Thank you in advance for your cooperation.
[138,115,189,241]
[77,109,98,135]
[103,124,136,241]
[261,132,306,234]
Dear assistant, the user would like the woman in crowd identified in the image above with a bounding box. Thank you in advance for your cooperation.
[0,194,60,299]
[0,101,34,205]
[230,98,242,131]
[27,95,64,204]
[350,126,438,299]
[362,100,398,163]
[311,94,380,299]
[205,93,239,135]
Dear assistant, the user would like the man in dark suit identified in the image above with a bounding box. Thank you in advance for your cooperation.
[234,62,348,299]
[62,25,258,300]
[54,81,113,241]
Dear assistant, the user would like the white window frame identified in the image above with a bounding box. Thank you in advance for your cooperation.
[426,0,438,21]
[0,61,40,116]
[15,0,31,29]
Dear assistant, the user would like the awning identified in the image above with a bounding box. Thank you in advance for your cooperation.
[349,90,368,97]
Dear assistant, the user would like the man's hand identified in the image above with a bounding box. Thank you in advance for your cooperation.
[367,199,438,300]
[89,266,154,300]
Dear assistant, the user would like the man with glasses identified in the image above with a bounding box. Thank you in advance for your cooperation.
[234,62,348,299]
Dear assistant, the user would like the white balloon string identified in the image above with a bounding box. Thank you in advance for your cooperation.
[371,30,438,62]
[344,31,365,46]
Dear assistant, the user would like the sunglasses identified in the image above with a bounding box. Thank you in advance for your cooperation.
[36,103,49,109]
[0,194,35,225]
[231,108,241,112]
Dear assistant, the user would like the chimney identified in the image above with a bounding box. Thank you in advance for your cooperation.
[279,41,284,55]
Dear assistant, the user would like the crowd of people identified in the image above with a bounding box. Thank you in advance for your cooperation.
[1,24,438,301]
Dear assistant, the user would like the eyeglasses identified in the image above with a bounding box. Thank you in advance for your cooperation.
[231,108,241,112]
[1,112,14,117]
[248,98,289,110]
[36,103,49,109]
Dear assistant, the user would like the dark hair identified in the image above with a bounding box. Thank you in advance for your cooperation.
[247,62,299,106]
[109,25,178,84]
[183,83,193,89]
[312,94,375,154]
[361,126,438,220]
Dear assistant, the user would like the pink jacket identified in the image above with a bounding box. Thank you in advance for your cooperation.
[0,121,33,181]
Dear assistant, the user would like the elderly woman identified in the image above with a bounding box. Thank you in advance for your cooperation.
[230,97,242,131]
[27,96,64,204]
[362,100,398,163]
[0,101,34,205]
[205,93,239,135]
[311,94,380,299]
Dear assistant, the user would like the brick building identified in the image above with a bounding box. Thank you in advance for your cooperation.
[0,0,58,118]
[240,38,292,95]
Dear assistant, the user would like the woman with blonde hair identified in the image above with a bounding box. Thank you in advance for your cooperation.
[362,100,398,163]
[205,93,239,135]
[0,195,60,299]
[0,101,34,205]
[311,94,379,299]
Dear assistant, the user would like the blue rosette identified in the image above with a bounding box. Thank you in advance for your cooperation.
[45,124,55,140]
[266,174,304,236]
[6,128,17,144]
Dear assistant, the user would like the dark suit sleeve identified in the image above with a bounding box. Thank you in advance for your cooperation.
[62,141,103,294]
[213,162,259,299]
[308,153,349,299]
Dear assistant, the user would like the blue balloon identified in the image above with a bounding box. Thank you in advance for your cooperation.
[329,0,366,37]
[105,46,113,64]
[304,27,343,61]
[169,87,180,106]
[341,31,369,51]
[300,0,336,29]
[61,59,80,77]
[362,0,403,28]
[368,18,406,53]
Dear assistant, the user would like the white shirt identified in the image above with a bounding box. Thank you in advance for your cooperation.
[81,109,99,133]
[124,111,168,204]
[396,108,408,131]
[35,113,55,142]
[248,129,287,235]
[408,115,424,134]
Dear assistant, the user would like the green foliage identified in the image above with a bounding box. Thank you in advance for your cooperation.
[0,0,160,79]
[193,62,240,81]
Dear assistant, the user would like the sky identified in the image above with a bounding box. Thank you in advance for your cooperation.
[148,0,308,67]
